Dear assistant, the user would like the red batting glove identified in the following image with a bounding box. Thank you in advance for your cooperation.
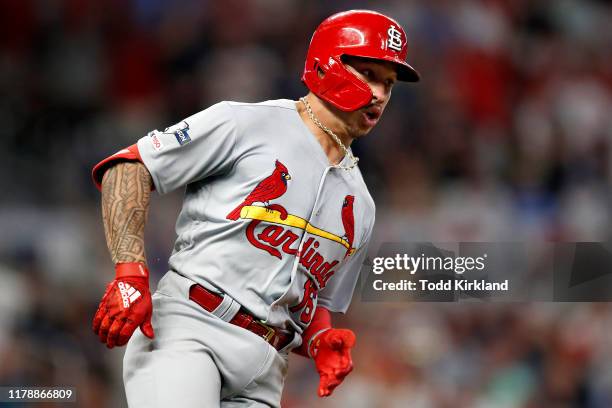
[92,263,154,348]
[311,328,356,397]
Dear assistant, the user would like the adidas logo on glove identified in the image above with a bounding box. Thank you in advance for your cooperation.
[118,281,142,309]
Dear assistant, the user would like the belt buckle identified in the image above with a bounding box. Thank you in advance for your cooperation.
[258,321,275,342]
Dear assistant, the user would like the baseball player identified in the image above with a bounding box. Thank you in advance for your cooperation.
[91,10,419,407]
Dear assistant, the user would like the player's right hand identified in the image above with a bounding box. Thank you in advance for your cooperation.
[92,262,154,348]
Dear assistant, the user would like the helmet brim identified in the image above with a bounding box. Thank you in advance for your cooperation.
[396,61,420,82]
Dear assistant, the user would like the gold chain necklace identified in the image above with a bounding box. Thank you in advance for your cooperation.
[300,97,359,170]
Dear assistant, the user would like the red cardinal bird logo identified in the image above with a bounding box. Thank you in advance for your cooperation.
[226,160,291,220]
[341,195,355,258]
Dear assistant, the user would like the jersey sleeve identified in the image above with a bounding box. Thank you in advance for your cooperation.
[91,143,143,190]
[317,236,372,314]
[136,101,238,194]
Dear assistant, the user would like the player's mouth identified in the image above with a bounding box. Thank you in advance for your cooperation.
[361,105,382,127]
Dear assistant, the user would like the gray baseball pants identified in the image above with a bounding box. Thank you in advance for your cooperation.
[123,271,298,407]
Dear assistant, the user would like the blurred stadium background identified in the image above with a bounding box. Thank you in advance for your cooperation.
[1,0,612,406]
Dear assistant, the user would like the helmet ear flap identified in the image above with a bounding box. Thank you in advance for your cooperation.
[306,56,373,111]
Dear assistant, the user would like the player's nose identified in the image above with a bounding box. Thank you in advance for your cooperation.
[370,82,390,105]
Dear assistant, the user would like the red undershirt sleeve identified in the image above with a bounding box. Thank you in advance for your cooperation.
[293,306,332,358]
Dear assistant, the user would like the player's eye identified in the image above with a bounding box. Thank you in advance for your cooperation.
[360,69,373,79]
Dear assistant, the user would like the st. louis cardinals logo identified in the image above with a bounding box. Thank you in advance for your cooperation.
[226,161,357,324]
[386,24,403,52]
[226,160,291,220]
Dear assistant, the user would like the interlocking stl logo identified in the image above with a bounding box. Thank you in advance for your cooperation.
[386,25,403,52]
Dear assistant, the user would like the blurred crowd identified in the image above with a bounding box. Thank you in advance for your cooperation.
[1,0,612,406]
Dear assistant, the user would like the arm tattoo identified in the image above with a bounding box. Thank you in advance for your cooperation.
[101,161,152,264]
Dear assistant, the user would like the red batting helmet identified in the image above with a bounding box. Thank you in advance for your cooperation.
[302,10,420,112]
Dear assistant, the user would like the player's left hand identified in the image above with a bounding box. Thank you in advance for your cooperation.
[311,328,356,397]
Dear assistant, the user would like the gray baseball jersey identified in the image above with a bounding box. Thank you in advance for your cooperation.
[136,99,375,332]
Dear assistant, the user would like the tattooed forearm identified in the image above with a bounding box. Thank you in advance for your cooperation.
[101,161,153,264]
